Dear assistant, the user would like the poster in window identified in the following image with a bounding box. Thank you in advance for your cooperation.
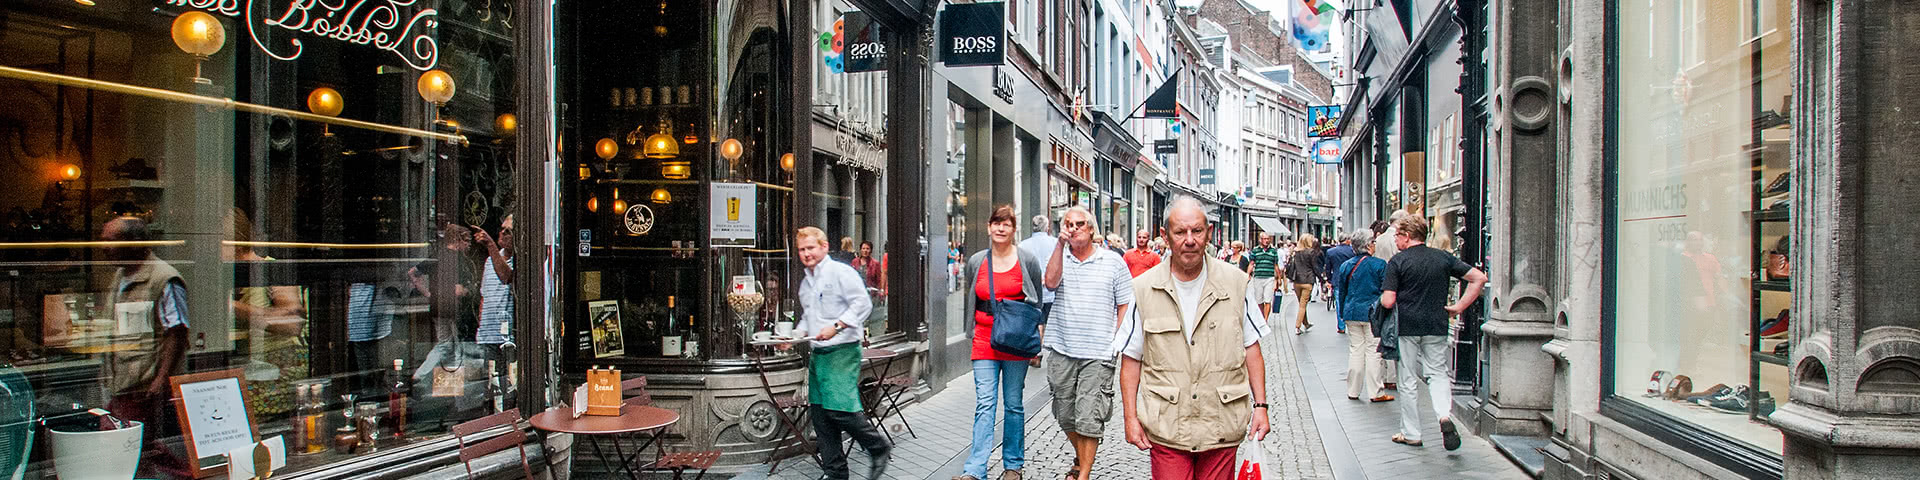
[587,300,625,358]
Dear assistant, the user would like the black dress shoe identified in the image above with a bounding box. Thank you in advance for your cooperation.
[868,451,891,479]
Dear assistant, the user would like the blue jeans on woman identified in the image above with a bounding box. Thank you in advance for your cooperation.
[963,359,1029,477]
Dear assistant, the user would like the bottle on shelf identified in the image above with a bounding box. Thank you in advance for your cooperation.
[290,384,309,454]
[388,359,408,441]
[302,384,328,454]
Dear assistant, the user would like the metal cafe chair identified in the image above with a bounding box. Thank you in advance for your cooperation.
[621,377,721,480]
[452,408,535,480]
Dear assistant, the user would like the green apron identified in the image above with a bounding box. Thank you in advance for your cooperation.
[808,342,864,412]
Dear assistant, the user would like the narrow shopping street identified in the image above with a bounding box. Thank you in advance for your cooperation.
[724,298,1529,480]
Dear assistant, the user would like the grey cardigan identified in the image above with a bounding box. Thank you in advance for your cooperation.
[962,247,1048,333]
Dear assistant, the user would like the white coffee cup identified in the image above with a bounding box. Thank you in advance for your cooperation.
[776,321,795,335]
[752,331,773,342]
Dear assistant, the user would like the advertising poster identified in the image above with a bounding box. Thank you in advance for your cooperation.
[1308,105,1342,137]
[710,182,757,246]
[587,300,624,358]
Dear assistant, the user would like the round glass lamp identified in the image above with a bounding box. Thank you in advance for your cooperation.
[306,88,344,117]
[595,138,620,160]
[416,70,456,105]
[719,138,744,161]
[650,188,672,204]
[780,152,795,172]
[59,164,81,181]
[495,114,517,134]
[171,12,225,84]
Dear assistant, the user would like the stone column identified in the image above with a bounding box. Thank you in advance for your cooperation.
[1469,0,1559,437]
[1543,0,1607,476]
[1771,1,1920,477]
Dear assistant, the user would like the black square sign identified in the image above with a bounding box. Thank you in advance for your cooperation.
[940,2,1005,67]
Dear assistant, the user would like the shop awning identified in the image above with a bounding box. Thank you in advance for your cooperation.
[1251,216,1289,236]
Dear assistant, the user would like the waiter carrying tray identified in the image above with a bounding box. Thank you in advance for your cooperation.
[783,226,892,479]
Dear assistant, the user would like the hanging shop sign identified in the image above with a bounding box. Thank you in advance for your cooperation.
[164,0,441,70]
[1154,139,1178,154]
[710,182,757,246]
[1312,138,1343,164]
[1140,71,1180,118]
[940,2,1006,66]
[1199,168,1216,185]
[1308,105,1342,137]
[843,11,887,73]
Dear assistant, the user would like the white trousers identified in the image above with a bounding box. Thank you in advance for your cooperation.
[1346,323,1384,399]
[1396,334,1453,442]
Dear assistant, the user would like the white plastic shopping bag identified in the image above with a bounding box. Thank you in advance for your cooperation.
[1235,434,1265,480]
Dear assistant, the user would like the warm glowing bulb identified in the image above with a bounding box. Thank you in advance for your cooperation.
[643,131,679,158]
[59,164,81,181]
[587,196,600,212]
[720,138,744,161]
[595,138,619,160]
[416,69,456,104]
[495,113,517,134]
[171,11,225,57]
[660,161,691,180]
[306,87,344,116]
[651,188,672,204]
[611,198,628,213]
[780,152,795,172]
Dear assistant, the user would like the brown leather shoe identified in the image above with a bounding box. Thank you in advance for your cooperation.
[999,470,1024,480]
[1371,394,1396,402]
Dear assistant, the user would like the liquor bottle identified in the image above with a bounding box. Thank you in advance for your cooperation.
[290,384,310,454]
[486,360,504,414]
[662,296,682,357]
[388,359,408,441]
[302,385,328,454]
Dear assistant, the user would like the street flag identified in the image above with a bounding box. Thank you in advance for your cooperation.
[1139,71,1179,118]
[1293,0,1335,52]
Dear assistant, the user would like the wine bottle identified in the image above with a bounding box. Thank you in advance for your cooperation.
[388,359,408,441]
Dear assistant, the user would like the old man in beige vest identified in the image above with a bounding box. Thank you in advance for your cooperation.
[1115,196,1272,479]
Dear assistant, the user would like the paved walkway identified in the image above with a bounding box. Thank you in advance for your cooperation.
[720,296,1529,480]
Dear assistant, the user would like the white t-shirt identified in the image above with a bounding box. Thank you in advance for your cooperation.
[1115,263,1269,359]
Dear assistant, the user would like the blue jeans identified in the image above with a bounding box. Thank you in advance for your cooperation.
[964,359,1028,477]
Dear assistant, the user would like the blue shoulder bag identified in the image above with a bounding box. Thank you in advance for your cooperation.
[986,253,1045,357]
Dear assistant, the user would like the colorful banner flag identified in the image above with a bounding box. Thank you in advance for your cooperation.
[1292,0,1336,52]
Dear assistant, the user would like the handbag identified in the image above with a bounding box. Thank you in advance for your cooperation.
[985,253,1044,358]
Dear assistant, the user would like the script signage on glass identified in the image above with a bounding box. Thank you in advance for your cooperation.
[940,2,1005,66]
[164,0,441,71]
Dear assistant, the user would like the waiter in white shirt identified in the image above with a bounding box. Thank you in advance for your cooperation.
[791,226,891,480]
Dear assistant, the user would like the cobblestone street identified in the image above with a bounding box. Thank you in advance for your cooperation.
[724,296,1529,480]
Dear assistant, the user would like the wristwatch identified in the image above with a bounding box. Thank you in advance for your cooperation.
[1252,403,1270,409]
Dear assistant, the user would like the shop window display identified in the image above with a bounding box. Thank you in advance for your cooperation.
[0,0,527,477]
[1610,0,1790,456]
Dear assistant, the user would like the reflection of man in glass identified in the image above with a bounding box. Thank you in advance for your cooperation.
[410,221,482,341]
[100,216,190,475]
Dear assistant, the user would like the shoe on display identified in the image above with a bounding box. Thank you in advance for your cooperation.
[1664,375,1694,400]
[1646,370,1673,398]
[1684,384,1732,403]
[1762,172,1790,195]
[1697,385,1755,414]
[1774,341,1791,356]
[1761,309,1790,338]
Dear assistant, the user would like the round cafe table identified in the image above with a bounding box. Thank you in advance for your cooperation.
[530,402,679,480]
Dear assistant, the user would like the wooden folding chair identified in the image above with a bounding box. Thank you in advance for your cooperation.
[621,376,722,480]
[452,408,534,480]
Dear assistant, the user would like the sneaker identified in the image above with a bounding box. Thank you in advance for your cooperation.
[1697,385,1755,414]
[1774,341,1791,356]
[1761,309,1789,338]
[1684,384,1732,403]
[1762,172,1790,195]
[1646,370,1673,398]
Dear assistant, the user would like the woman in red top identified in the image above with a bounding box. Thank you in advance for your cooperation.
[956,205,1045,480]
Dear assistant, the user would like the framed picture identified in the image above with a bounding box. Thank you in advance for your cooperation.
[587,300,625,358]
[169,369,258,478]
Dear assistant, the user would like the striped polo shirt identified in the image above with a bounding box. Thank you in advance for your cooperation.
[1041,247,1137,359]
[1248,247,1280,278]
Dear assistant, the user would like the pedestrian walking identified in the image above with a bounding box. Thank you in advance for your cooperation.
[957,205,1048,480]
[1019,214,1060,324]
[1225,241,1247,268]
[1332,232,1392,403]
[1040,207,1135,480]
[1379,216,1487,451]
[791,226,891,480]
[1244,232,1281,321]
[1117,196,1270,480]
[1322,233,1359,324]
[1104,233,1128,257]
[1124,229,1163,277]
[1368,217,1402,388]
[1284,234,1325,334]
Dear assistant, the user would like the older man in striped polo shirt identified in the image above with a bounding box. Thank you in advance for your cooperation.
[1041,206,1136,480]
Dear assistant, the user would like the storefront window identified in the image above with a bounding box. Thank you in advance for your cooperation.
[558,0,795,366]
[1610,0,1790,457]
[1,0,527,477]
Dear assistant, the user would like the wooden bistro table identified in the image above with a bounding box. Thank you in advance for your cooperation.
[530,402,680,480]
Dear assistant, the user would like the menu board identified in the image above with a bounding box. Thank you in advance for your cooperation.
[169,369,258,477]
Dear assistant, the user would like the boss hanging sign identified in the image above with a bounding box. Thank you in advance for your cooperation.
[843,11,886,73]
[940,2,1005,67]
